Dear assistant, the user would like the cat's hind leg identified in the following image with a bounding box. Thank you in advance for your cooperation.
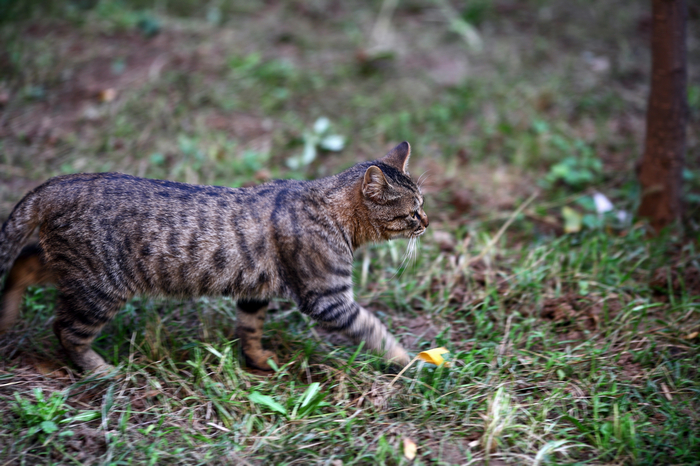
[0,244,55,334]
[236,299,278,370]
[52,292,123,374]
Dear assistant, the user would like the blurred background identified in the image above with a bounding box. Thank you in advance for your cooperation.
[1,0,698,237]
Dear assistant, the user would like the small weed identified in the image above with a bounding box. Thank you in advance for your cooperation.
[11,388,100,444]
[286,117,346,170]
[249,382,329,419]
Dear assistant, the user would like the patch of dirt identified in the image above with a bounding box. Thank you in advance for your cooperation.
[469,260,511,293]
[60,426,108,462]
[0,363,70,405]
[449,189,475,218]
[421,259,515,316]
[205,111,274,154]
[420,435,479,465]
[614,350,646,383]
[0,23,240,184]
[540,293,623,340]
[650,265,700,298]
[3,29,182,142]
[400,314,442,349]
[205,112,271,140]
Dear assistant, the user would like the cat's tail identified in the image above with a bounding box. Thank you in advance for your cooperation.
[0,188,43,279]
[0,188,50,332]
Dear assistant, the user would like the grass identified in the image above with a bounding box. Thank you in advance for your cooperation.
[1,0,699,464]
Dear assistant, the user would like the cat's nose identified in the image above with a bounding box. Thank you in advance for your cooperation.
[421,212,429,228]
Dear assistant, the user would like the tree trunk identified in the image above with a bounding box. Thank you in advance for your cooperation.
[637,0,688,233]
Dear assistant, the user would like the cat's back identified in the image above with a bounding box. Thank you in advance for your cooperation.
[35,172,309,223]
[31,173,317,297]
[39,172,249,209]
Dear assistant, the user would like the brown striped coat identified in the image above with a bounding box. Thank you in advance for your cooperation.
[0,142,428,372]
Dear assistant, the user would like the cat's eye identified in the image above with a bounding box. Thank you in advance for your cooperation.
[412,211,419,220]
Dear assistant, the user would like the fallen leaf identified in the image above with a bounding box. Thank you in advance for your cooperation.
[99,88,117,102]
[562,206,582,233]
[403,437,417,460]
[388,347,451,388]
[417,347,450,366]
[684,331,699,340]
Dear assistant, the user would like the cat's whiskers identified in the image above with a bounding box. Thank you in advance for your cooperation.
[406,235,420,273]
[417,170,431,190]
[391,235,415,279]
[398,237,413,277]
[411,236,419,270]
[411,236,418,270]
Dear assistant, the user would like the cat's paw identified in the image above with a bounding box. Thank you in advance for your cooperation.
[243,349,279,372]
[83,363,122,379]
[385,346,411,367]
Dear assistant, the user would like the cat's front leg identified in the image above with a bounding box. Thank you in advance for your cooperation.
[342,303,410,367]
[304,295,410,368]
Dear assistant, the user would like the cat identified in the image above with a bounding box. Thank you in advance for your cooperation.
[0,142,428,373]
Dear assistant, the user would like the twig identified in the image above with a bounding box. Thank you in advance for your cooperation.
[207,422,230,432]
[388,355,420,388]
[468,191,539,266]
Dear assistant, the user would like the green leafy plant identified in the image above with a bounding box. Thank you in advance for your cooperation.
[286,117,346,170]
[11,388,100,444]
[543,137,602,190]
[228,52,297,110]
[248,382,329,419]
[561,193,631,234]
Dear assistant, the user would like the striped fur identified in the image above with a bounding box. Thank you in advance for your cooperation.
[0,142,428,372]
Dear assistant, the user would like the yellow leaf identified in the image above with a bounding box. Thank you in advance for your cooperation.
[99,88,117,102]
[388,347,451,388]
[562,206,582,234]
[403,437,417,460]
[417,347,450,366]
[684,331,698,340]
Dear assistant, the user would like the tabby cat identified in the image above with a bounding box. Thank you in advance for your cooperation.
[0,142,428,373]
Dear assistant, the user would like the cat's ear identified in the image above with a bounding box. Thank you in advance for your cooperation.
[380,141,411,173]
[362,165,395,203]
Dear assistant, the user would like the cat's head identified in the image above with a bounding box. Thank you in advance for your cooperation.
[362,142,429,241]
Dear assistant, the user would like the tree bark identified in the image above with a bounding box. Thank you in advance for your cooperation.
[637,0,687,233]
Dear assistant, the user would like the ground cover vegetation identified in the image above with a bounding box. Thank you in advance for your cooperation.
[0,0,699,464]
